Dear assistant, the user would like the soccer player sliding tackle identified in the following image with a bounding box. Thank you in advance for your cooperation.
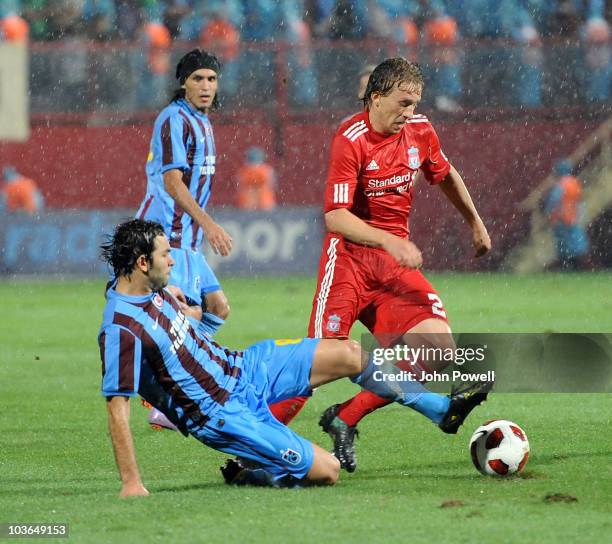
[99,219,490,494]
[269,57,493,472]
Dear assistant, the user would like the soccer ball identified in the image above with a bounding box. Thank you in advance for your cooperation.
[469,420,530,476]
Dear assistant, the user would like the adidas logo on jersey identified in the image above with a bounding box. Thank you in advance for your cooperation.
[366,160,379,171]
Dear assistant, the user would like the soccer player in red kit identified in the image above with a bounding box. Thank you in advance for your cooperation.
[271,57,492,472]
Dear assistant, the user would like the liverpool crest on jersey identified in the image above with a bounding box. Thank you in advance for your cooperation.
[326,314,341,333]
[408,146,421,169]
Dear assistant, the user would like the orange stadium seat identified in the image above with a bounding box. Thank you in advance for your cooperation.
[0,15,29,42]
[424,16,458,46]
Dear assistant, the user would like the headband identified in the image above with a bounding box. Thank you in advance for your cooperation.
[176,49,221,84]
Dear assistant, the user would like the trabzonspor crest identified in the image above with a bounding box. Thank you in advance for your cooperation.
[281,448,302,466]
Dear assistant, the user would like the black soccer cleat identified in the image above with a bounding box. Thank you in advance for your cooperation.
[319,404,359,473]
[438,380,494,435]
[220,458,246,485]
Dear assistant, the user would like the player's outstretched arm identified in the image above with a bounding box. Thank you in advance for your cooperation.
[106,396,149,498]
[438,165,491,257]
[325,208,422,268]
[163,169,233,256]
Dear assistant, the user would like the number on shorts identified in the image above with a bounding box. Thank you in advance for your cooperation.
[427,293,447,318]
[275,338,303,346]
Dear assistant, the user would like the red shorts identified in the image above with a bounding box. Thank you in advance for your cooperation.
[308,235,448,346]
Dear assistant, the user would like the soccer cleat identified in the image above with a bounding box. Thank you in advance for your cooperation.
[438,380,494,434]
[220,459,246,485]
[147,408,178,431]
[319,404,359,473]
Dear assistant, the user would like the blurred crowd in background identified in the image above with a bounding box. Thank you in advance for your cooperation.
[0,0,610,112]
[0,1,608,44]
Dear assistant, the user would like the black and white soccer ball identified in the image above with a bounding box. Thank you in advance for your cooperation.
[469,419,530,476]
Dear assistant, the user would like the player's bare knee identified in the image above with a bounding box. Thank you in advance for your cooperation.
[333,339,361,376]
[329,456,341,484]
[432,334,456,370]
[345,339,363,375]
[404,321,456,371]
[308,450,340,485]
[436,332,456,352]
[323,455,341,485]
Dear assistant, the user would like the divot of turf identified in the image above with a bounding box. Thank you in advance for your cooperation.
[516,471,546,480]
[544,493,578,503]
[440,500,465,508]
[466,511,482,518]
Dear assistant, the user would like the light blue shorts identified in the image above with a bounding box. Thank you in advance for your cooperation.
[194,338,320,480]
[170,248,220,306]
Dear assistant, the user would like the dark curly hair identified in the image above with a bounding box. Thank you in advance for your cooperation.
[101,219,165,278]
[362,58,425,109]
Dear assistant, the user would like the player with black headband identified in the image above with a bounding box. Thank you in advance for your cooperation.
[134,49,233,430]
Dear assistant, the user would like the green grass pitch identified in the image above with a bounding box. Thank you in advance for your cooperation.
[1,273,611,543]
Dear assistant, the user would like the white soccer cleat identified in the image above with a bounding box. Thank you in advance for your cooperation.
[148,408,178,431]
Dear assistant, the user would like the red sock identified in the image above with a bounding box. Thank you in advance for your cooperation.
[269,396,309,425]
[337,391,391,427]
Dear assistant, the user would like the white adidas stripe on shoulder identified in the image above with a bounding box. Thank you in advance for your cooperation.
[348,127,368,141]
[343,120,365,137]
[408,115,429,121]
[342,120,368,142]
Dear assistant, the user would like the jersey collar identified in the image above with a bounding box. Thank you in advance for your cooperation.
[107,287,156,305]
[364,110,403,143]
[178,98,208,119]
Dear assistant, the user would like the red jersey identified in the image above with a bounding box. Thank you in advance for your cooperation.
[324,110,451,238]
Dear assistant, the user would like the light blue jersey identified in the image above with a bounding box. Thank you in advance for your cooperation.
[98,286,318,479]
[99,288,242,430]
[136,98,216,251]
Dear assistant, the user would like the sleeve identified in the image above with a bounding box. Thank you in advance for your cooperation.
[323,133,362,212]
[544,185,562,216]
[99,325,143,398]
[159,114,190,174]
[421,125,451,186]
